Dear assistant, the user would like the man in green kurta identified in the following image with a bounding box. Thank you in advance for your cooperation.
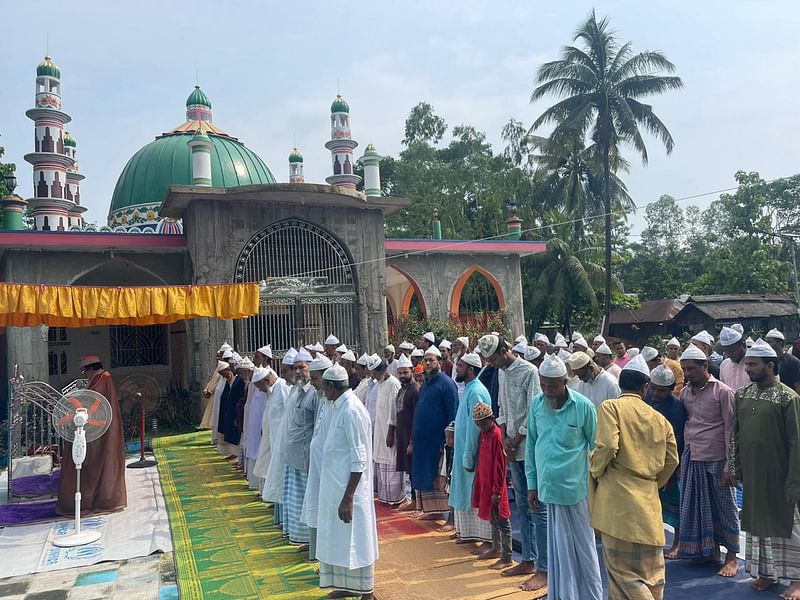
[729,338,800,599]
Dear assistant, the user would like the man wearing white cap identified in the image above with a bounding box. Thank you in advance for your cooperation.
[410,347,424,368]
[411,346,458,517]
[393,353,419,508]
[262,349,297,525]
[533,333,550,357]
[592,335,606,352]
[449,352,493,548]
[766,329,800,394]
[729,339,800,597]
[199,343,231,430]
[244,367,270,490]
[526,353,602,597]
[316,364,378,599]
[216,356,241,458]
[282,348,320,546]
[323,334,340,360]
[719,325,750,391]
[353,354,373,404]
[676,343,740,576]
[398,341,414,356]
[566,351,620,408]
[420,331,436,351]
[255,345,273,368]
[594,343,622,382]
[572,337,589,353]
[340,350,359,389]
[663,337,684,389]
[591,355,679,600]
[252,367,283,494]
[439,340,454,377]
[383,344,399,378]
[690,330,722,379]
[478,334,546,588]
[370,358,403,506]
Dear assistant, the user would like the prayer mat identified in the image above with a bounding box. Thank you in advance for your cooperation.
[153,431,321,599]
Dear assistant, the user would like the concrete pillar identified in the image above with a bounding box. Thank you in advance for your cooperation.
[7,326,49,382]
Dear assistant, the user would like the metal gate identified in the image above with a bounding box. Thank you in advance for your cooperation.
[234,219,359,355]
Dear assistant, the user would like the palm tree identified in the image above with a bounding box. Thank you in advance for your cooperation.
[531,11,683,334]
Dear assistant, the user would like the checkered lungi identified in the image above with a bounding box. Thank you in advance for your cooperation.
[602,533,665,600]
[746,507,800,582]
[309,527,317,562]
[677,449,740,558]
[319,561,374,594]
[283,465,310,544]
[272,502,283,526]
[376,462,405,504]
[415,490,450,514]
[454,508,492,542]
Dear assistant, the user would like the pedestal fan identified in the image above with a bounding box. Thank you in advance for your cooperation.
[119,374,161,469]
[51,388,112,547]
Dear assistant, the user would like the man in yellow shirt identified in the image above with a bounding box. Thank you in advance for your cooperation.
[590,354,679,600]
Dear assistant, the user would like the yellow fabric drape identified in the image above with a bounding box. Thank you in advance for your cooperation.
[0,282,260,327]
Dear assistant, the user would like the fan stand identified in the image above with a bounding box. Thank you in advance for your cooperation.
[127,398,157,469]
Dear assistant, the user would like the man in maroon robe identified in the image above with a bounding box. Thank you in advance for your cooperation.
[56,355,127,515]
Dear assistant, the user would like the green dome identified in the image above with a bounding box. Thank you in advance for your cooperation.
[37,56,61,79]
[331,95,349,113]
[64,132,77,147]
[288,147,303,163]
[186,86,212,109]
[109,132,275,216]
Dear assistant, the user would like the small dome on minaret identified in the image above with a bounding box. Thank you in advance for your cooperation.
[185,85,213,122]
[289,148,304,183]
[330,94,350,114]
[37,56,61,79]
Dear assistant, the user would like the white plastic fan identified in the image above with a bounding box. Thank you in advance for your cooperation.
[51,388,113,547]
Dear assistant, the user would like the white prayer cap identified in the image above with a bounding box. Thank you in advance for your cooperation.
[256,344,273,358]
[524,346,541,361]
[766,328,785,341]
[731,323,744,334]
[596,343,612,355]
[691,330,714,346]
[294,348,314,363]
[237,357,255,371]
[304,344,315,352]
[384,344,396,353]
[281,348,298,365]
[719,326,743,347]
[557,349,572,361]
[534,333,550,344]
[745,336,754,348]
[398,341,415,351]
[312,342,324,353]
[216,360,230,373]
[514,335,528,345]
[593,335,606,344]
[650,365,675,387]
[627,348,640,358]
[666,337,681,348]
[477,334,500,357]
[219,342,232,353]
[572,337,589,350]
[324,334,340,346]
[680,344,707,361]
[423,331,436,343]
[539,354,568,378]
[341,350,356,362]
[571,331,582,342]
[356,353,371,366]
[566,351,591,371]
[424,346,442,358]
[222,349,234,359]
[622,354,650,377]
[335,344,348,353]
[310,355,334,371]
[459,352,482,369]
[252,366,270,383]
[554,333,568,348]
[322,363,349,382]
[456,336,470,349]
[641,346,659,362]
[746,338,778,358]
[512,341,528,355]
[367,355,383,371]
[229,352,242,367]
[410,348,424,358]
[438,339,452,350]
[397,354,413,368]
[370,353,381,362]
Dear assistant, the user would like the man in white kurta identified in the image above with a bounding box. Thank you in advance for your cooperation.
[370,359,403,505]
[317,364,378,599]
[244,366,269,490]
[253,368,285,485]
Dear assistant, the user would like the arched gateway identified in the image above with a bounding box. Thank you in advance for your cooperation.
[234,218,359,354]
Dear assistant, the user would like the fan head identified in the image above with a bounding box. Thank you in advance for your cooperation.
[118,374,162,416]
[53,389,112,443]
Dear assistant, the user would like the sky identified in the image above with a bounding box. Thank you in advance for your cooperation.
[1,0,799,235]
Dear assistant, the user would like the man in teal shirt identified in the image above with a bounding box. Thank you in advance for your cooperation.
[526,353,602,600]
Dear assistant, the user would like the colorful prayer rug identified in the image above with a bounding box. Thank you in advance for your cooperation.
[153,431,322,599]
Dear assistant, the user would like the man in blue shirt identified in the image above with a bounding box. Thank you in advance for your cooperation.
[526,353,602,600]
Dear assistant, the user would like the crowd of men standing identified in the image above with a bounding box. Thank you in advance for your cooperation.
[198,324,800,600]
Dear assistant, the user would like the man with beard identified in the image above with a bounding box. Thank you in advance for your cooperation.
[353,353,372,403]
[690,330,721,378]
[411,346,458,519]
[420,331,436,352]
[719,325,750,392]
[370,358,403,506]
[384,344,399,378]
[664,337,685,389]
[729,339,800,598]
[766,329,800,394]
[392,353,418,509]
[526,353,602,599]
[595,343,622,382]
[439,340,454,377]
[323,334,340,361]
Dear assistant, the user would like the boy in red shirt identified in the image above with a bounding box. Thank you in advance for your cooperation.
[472,402,513,570]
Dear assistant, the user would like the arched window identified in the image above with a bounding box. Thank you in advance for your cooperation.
[450,267,505,318]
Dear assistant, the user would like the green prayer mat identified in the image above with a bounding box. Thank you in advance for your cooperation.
[153,431,324,599]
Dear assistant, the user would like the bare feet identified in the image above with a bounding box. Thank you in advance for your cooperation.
[751,577,773,592]
[501,561,536,577]
[436,522,455,532]
[326,591,353,598]
[781,581,800,599]
[489,558,513,570]
[477,547,501,561]
[664,544,680,560]
[718,550,739,577]
[470,543,487,555]
[520,571,548,592]
[396,498,414,511]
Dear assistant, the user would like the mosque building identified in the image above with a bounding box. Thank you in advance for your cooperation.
[0,55,542,400]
